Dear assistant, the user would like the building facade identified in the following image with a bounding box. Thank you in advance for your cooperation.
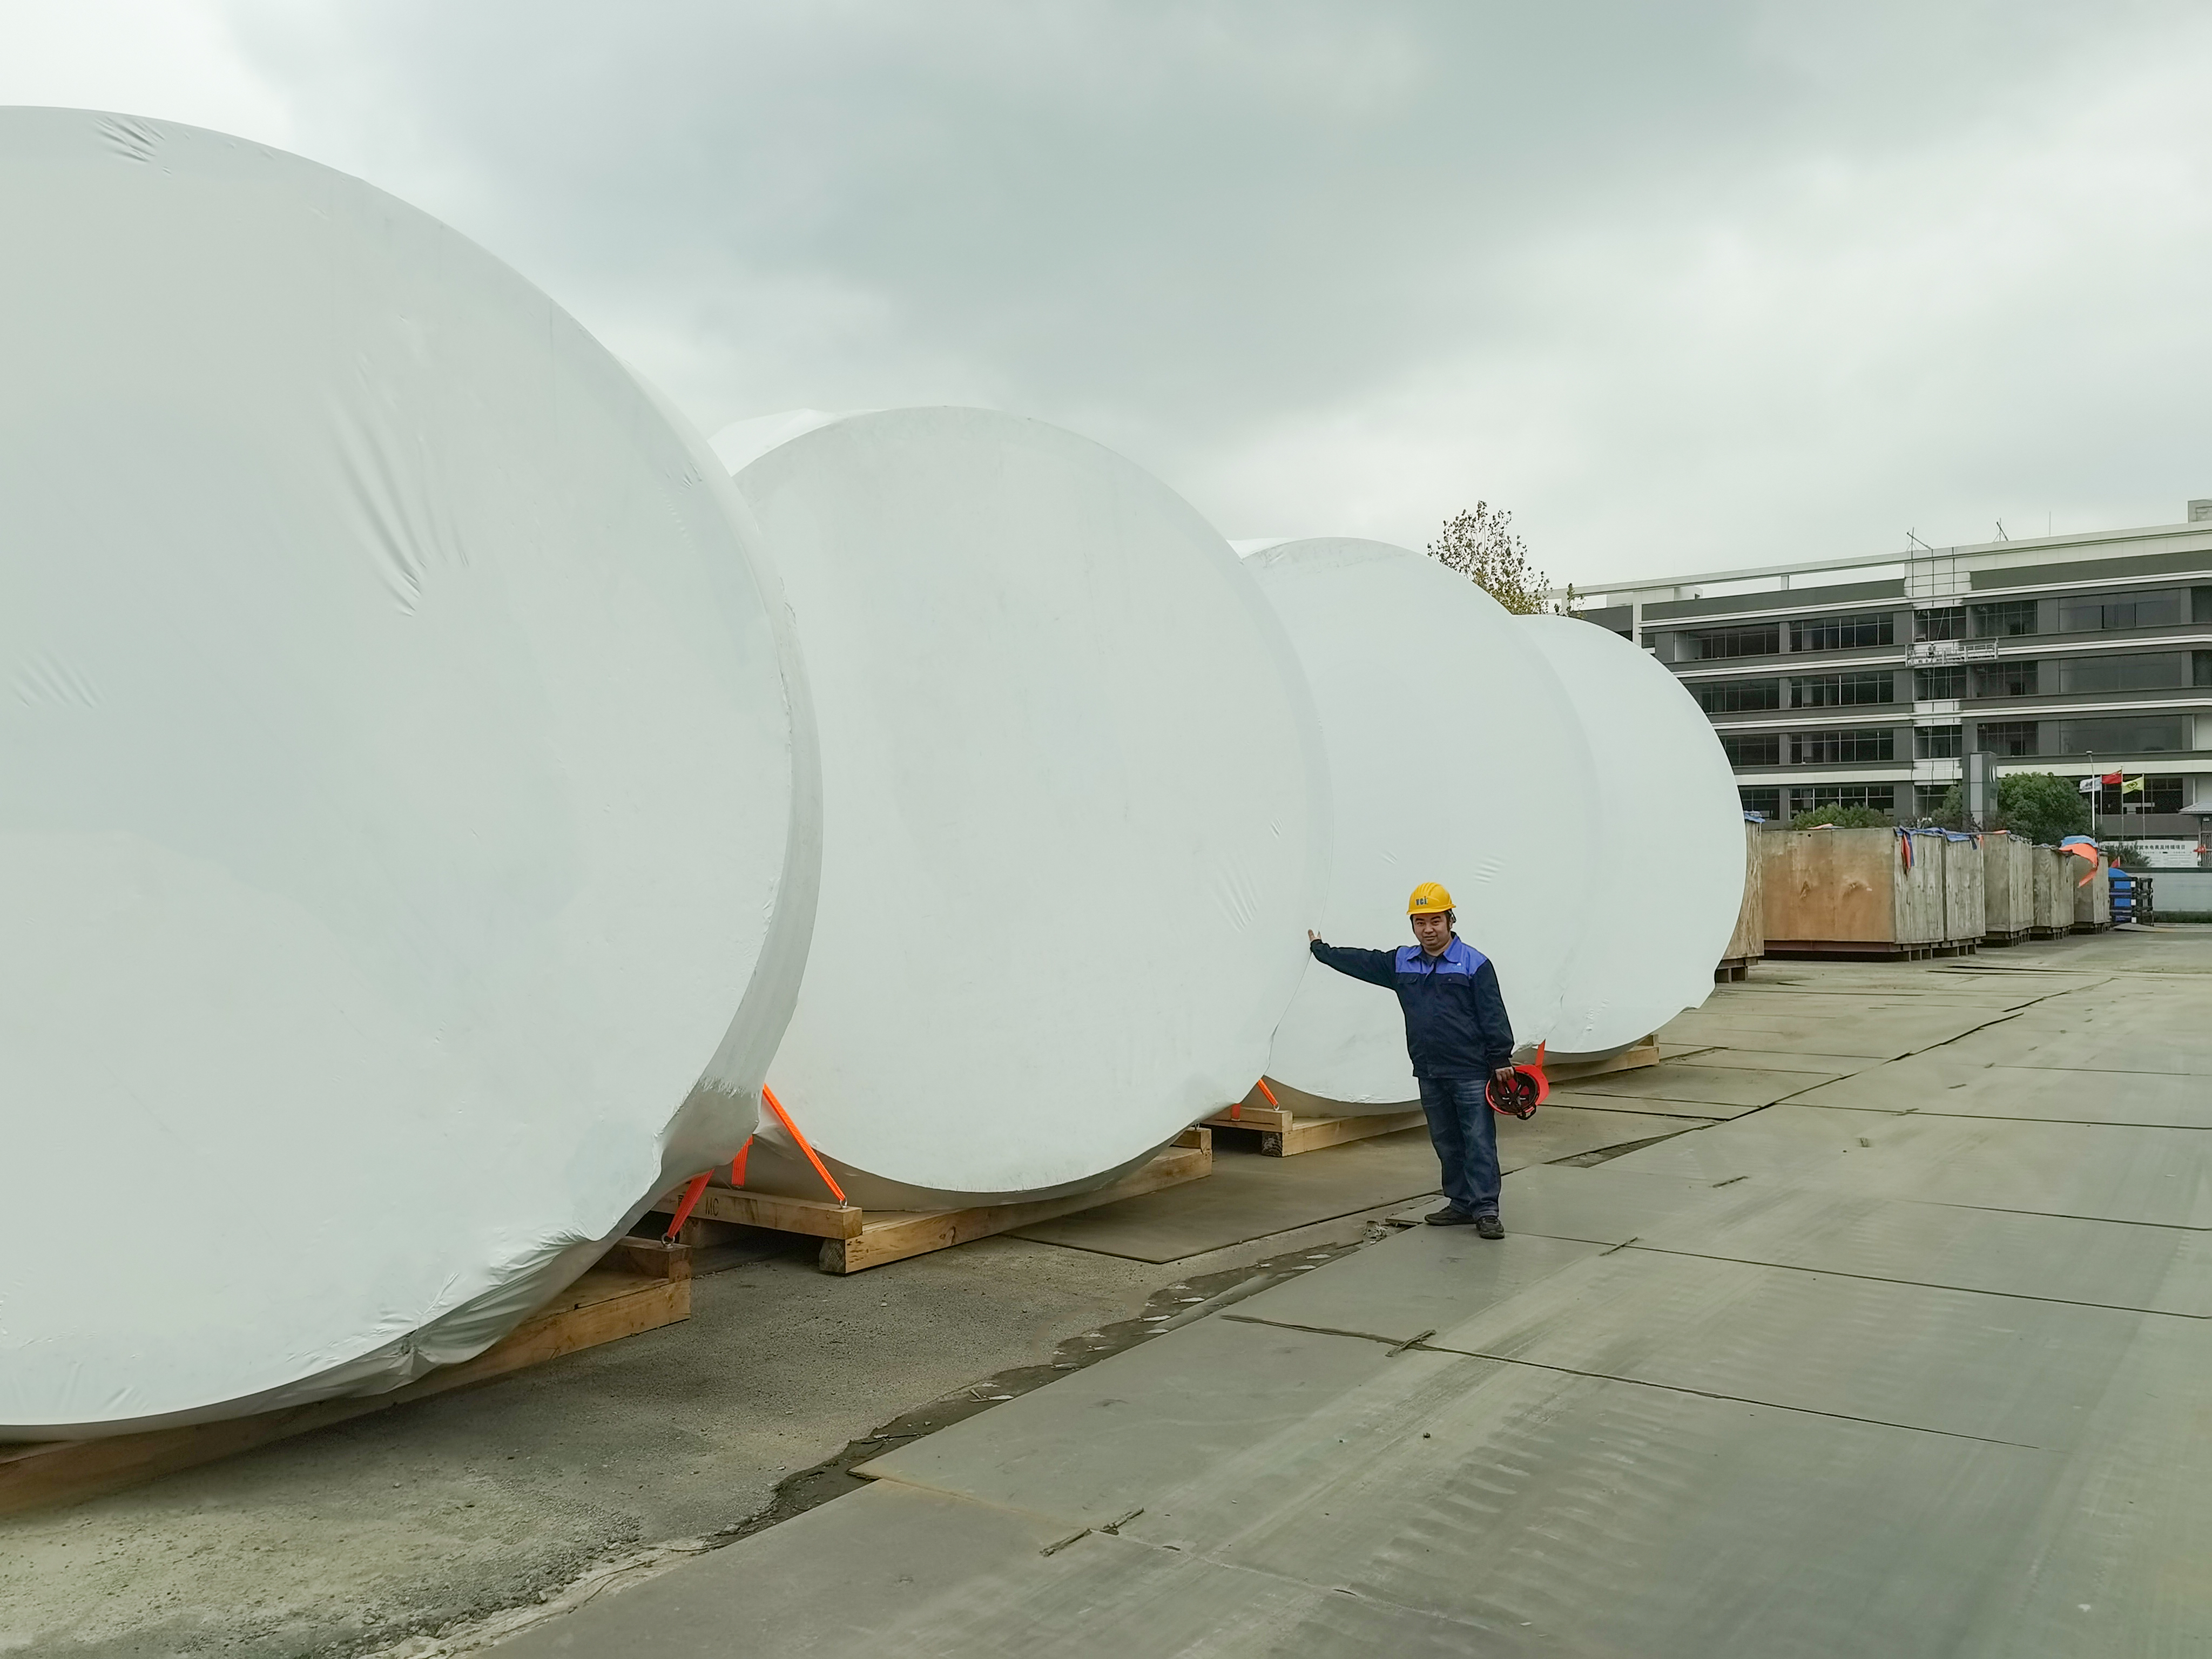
[1569,503,2212,862]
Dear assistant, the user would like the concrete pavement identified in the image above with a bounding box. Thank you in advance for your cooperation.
[492,930,2212,1657]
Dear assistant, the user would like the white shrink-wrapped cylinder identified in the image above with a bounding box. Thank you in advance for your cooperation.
[718,408,1328,1205]
[1244,539,1597,1111]
[0,111,818,1438]
[1519,613,1742,1054]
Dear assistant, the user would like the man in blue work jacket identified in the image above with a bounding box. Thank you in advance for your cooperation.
[1307,881,1516,1239]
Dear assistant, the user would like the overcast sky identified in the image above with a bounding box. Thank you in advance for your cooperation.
[8,2,2212,585]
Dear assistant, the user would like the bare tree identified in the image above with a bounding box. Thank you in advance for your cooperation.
[1426,503,1568,615]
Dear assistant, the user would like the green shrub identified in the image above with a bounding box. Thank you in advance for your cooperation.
[1926,771,2089,844]
[1788,804,1893,830]
[1997,771,2091,846]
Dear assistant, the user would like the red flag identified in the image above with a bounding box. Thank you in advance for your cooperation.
[2101,771,2123,786]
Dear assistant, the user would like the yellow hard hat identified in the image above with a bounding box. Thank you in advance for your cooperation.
[1407,881,1454,916]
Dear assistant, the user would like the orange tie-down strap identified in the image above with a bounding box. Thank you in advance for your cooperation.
[1231,1077,1280,1121]
[660,1087,848,1240]
[2066,843,2100,887]
[761,1084,848,1205]
[661,1172,712,1242]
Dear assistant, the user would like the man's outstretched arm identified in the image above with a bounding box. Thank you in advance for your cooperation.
[1472,959,1516,1073]
[1307,934,1398,988]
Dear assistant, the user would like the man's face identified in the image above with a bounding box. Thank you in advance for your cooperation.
[1410,911,1452,953]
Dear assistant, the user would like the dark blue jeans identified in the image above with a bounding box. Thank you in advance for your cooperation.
[1417,1075,1500,1218]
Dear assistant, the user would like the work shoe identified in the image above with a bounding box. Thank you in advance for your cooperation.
[1474,1215,1505,1240]
[1425,1206,1475,1226]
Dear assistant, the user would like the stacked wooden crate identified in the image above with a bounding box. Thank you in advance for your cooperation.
[1937,835,1984,956]
[2029,846,2073,937]
[1981,832,2034,944]
[1762,828,1946,959]
[1717,819,1766,981]
[2072,853,2113,932]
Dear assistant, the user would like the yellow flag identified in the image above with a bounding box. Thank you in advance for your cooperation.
[2122,775,2144,795]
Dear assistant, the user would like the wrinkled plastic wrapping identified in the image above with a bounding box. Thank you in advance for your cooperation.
[1245,541,1597,1110]
[1520,613,1741,1054]
[720,409,1329,1203]
[0,110,818,1438]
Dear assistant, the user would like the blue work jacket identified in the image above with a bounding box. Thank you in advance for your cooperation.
[1309,935,1516,1080]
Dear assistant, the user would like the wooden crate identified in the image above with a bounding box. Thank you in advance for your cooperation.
[1981,832,2034,943]
[1208,1039,1661,1156]
[1763,828,1945,956]
[651,1131,1212,1274]
[1938,835,1984,955]
[2029,845,2074,937]
[2072,854,2113,932]
[0,1240,692,1517]
[1717,820,1766,979]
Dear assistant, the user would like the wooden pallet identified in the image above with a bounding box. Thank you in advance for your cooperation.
[1767,940,1944,961]
[0,1239,692,1517]
[650,1130,1212,1274]
[1714,957,1755,983]
[1206,1038,1665,1156]
[1980,928,2033,948]
[1551,1037,1663,1083]
[1205,1101,1427,1156]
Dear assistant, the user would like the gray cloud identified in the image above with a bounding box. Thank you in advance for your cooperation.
[26,2,2212,579]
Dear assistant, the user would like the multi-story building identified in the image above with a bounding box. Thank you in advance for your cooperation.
[1568,503,2212,864]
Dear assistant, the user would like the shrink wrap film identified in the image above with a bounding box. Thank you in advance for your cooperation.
[0,110,817,1437]
[1243,540,1598,1110]
[1520,612,1741,1053]
[720,408,1327,1203]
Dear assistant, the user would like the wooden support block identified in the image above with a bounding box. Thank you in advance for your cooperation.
[603,1236,693,1281]
[651,1185,865,1241]
[1209,1042,1662,1154]
[1259,1109,1427,1157]
[1547,1036,1661,1084]
[812,1141,1213,1274]
[0,1261,690,1517]
[1203,1101,1294,1132]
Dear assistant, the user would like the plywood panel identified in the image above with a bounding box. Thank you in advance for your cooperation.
[2031,846,2073,932]
[1940,838,1986,943]
[1723,820,1766,963]
[1762,828,1943,947]
[1981,833,2035,935]
[2073,859,2112,927]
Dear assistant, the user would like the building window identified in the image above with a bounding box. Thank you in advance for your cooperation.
[1971,660,2039,698]
[1790,612,1894,652]
[1914,665,1967,700]
[1971,599,2039,637]
[1791,671,1893,707]
[1915,607,1966,641]
[2052,716,2187,754]
[2058,652,2189,693]
[1721,733,1782,766]
[2056,588,2186,633]
[2093,776,2185,814]
[1689,624,1781,660]
[2198,650,2212,686]
[1696,679,1783,713]
[1915,725,1963,759]
[1806,785,1895,812]
[1738,786,1782,820]
[1791,729,1895,764]
[1977,721,2039,756]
